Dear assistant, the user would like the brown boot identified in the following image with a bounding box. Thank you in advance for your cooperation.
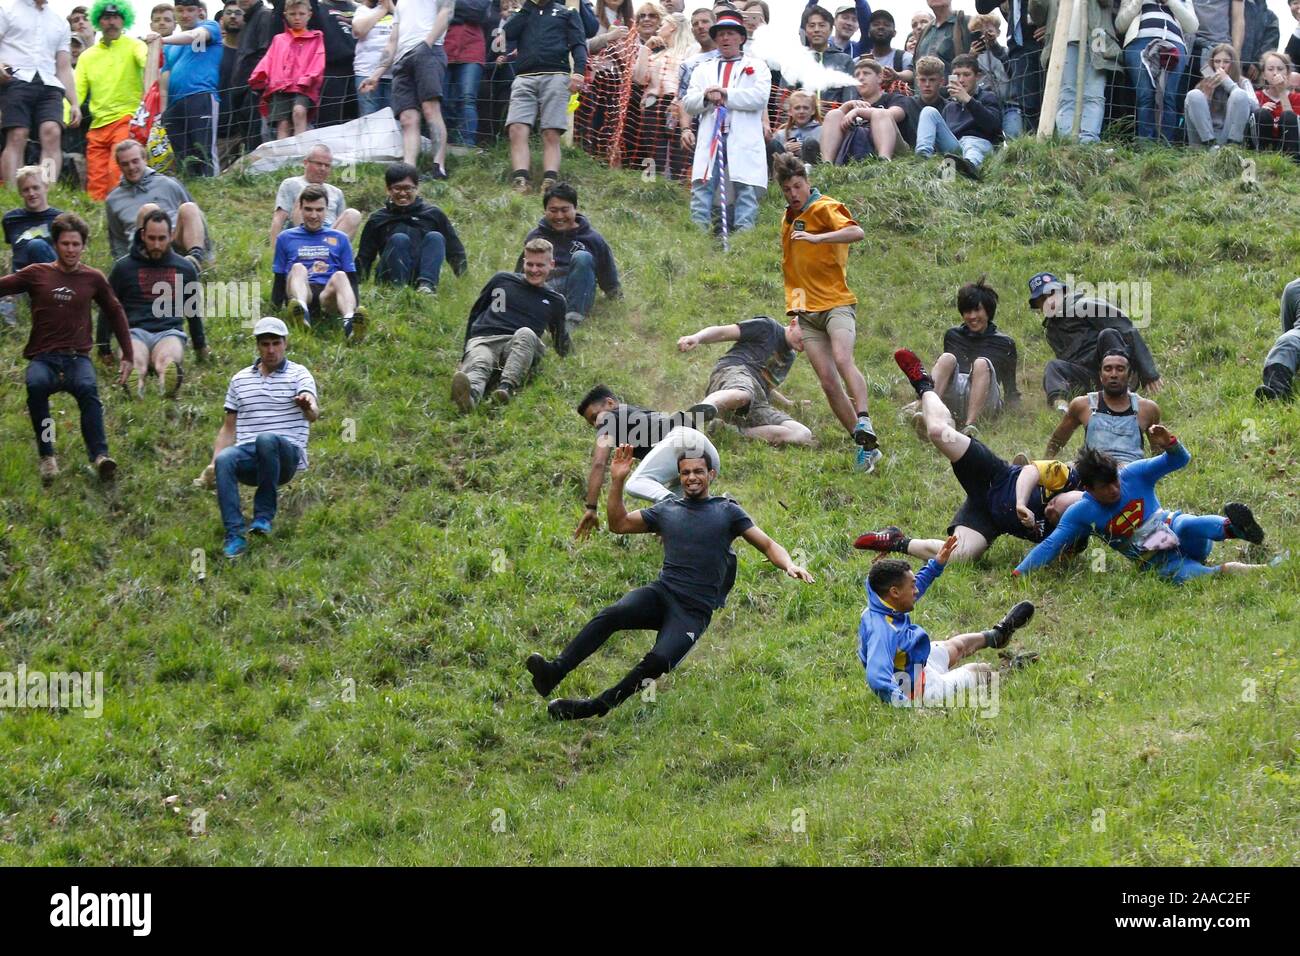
[38,455,59,483]
[93,454,118,481]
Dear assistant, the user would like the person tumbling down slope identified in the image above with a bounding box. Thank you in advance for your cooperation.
[526,443,813,720]
[860,535,1037,707]
[1014,434,1283,584]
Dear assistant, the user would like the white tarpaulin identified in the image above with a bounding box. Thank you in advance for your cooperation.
[227,108,429,174]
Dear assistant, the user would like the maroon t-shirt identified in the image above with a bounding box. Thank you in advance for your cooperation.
[0,263,132,361]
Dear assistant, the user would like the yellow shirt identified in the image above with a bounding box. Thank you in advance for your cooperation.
[74,36,148,129]
[781,191,858,314]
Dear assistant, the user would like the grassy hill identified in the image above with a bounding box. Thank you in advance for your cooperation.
[0,141,1297,865]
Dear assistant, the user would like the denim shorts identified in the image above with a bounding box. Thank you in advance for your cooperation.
[130,327,188,352]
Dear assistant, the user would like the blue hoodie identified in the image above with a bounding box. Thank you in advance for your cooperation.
[857,559,944,705]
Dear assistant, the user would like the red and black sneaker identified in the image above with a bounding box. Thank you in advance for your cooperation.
[893,348,935,396]
[853,526,907,553]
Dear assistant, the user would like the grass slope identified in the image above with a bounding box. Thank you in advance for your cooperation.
[0,142,1297,865]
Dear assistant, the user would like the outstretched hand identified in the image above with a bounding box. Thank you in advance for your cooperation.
[1148,423,1173,448]
[786,564,814,583]
[574,508,599,540]
[676,333,700,351]
[936,533,959,565]
[609,443,635,484]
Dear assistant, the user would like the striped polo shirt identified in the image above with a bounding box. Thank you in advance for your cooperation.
[223,358,317,470]
[1134,1,1184,45]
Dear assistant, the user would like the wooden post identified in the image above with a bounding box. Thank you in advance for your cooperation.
[1036,0,1076,140]
[1070,3,1088,139]
[144,36,161,94]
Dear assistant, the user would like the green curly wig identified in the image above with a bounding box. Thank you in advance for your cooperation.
[90,0,137,30]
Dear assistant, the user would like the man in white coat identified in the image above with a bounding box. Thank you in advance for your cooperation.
[681,10,771,233]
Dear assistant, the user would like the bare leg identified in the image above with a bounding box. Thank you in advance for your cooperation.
[38,121,62,183]
[701,387,753,413]
[286,263,311,305]
[319,271,356,317]
[508,122,531,173]
[292,103,309,137]
[742,421,815,445]
[818,110,848,165]
[1,128,28,185]
[335,208,362,241]
[870,112,899,160]
[423,99,446,169]
[176,203,207,251]
[1219,562,1268,574]
[540,128,562,174]
[802,334,858,432]
[276,119,291,140]
[921,390,972,463]
[931,351,957,399]
[965,357,993,426]
[829,326,871,429]
[151,337,184,394]
[399,108,423,166]
[132,339,151,396]
[905,525,989,562]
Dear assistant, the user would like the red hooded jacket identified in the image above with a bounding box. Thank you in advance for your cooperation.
[249,29,325,117]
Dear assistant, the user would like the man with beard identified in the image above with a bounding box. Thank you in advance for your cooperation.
[864,8,915,87]
[526,442,812,720]
[854,348,1085,565]
[1045,349,1163,464]
[99,208,208,398]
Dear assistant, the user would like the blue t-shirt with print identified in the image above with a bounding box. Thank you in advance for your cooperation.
[273,226,356,285]
[163,20,223,99]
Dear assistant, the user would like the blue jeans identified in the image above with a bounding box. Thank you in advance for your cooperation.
[689,178,759,232]
[444,61,483,146]
[355,75,392,117]
[914,106,995,166]
[1148,513,1228,584]
[25,353,107,460]
[214,433,301,535]
[12,236,56,270]
[1056,43,1106,143]
[376,231,445,288]
[1125,37,1184,143]
[549,250,597,318]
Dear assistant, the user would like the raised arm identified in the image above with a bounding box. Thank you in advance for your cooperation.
[676,324,741,351]
[741,525,814,581]
[575,431,614,540]
[606,444,649,534]
[1045,397,1086,458]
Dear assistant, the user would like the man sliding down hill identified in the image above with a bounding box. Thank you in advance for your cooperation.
[855,348,1085,564]
[527,443,812,720]
[1014,434,1276,585]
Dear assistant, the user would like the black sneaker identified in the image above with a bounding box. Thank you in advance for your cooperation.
[893,348,935,396]
[999,650,1041,671]
[525,653,561,697]
[687,402,718,428]
[1224,502,1264,544]
[945,152,982,181]
[988,600,1035,649]
[491,384,515,406]
[547,697,607,721]
[1256,364,1294,402]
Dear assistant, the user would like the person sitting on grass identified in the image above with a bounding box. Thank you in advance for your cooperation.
[449,237,569,412]
[772,153,881,471]
[355,162,467,295]
[2,166,62,329]
[248,0,325,141]
[270,145,363,246]
[98,208,208,399]
[271,185,367,342]
[1014,435,1279,584]
[526,442,813,721]
[855,347,1085,565]
[860,537,1037,706]
[1256,278,1300,401]
[201,317,318,560]
[677,314,814,446]
[518,181,621,336]
[910,277,1019,440]
[573,383,722,539]
[1044,349,1162,465]
[105,139,212,265]
[0,212,133,483]
[913,52,1001,179]
[817,58,909,164]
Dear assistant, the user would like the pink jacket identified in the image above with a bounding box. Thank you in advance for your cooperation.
[249,29,325,116]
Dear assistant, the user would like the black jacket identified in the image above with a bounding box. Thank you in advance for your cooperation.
[940,88,1003,144]
[503,0,588,76]
[943,320,1021,402]
[517,213,619,294]
[1043,292,1160,384]
[98,230,206,351]
[464,271,569,356]
[356,198,468,279]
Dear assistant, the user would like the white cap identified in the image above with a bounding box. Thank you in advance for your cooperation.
[253,317,289,338]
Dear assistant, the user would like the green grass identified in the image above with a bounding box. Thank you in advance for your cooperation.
[0,140,1297,864]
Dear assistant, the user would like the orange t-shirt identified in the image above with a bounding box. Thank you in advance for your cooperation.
[781,191,857,314]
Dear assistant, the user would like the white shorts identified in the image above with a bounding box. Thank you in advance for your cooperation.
[945,366,1004,421]
[917,642,982,705]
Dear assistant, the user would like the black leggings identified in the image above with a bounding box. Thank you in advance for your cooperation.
[555,583,712,711]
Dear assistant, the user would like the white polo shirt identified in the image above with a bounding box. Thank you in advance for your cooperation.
[0,0,72,90]
[223,357,317,471]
